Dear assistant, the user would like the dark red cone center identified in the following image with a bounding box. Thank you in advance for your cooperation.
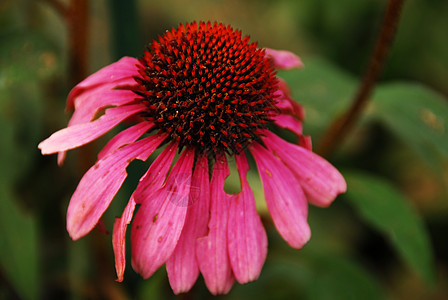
[133,21,278,155]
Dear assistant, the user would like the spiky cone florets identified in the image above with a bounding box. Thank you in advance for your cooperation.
[132,21,279,156]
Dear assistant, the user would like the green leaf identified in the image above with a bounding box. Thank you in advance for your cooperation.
[372,83,448,169]
[0,187,39,300]
[302,252,386,300]
[68,237,91,300]
[344,171,435,284]
[227,250,385,300]
[278,57,356,141]
[0,82,43,183]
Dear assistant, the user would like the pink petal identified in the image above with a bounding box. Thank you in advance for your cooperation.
[272,114,303,136]
[166,154,210,294]
[67,57,139,110]
[251,142,310,249]
[66,134,165,240]
[98,121,153,159]
[196,155,235,295]
[113,197,136,282]
[39,104,146,155]
[262,131,347,207]
[228,153,268,284]
[132,142,179,205]
[264,48,304,69]
[131,148,195,279]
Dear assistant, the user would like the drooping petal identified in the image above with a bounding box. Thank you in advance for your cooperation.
[131,148,195,279]
[264,48,304,69]
[39,104,146,155]
[196,155,235,295]
[113,197,136,282]
[166,154,210,294]
[262,130,347,207]
[228,153,268,284]
[98,121,153,159]
[132,142,178,205]
[67,57,140,110]
[66,134,166,240]
[251,142,310,249]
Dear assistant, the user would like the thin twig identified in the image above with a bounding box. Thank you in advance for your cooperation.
[316,0,405,157]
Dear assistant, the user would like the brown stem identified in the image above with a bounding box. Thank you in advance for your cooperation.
[316,0,405,157]
[66,0,89,85]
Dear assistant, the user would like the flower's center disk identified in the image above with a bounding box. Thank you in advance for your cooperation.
[133,21,278,155]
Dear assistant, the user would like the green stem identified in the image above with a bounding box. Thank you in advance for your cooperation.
[316,0,405,157]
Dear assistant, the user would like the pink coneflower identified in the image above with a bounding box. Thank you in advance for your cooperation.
[39,21,346,295]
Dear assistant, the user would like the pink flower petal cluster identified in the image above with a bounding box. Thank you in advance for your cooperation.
[39,35,346,295]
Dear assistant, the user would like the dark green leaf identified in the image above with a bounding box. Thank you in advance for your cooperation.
[0,187,39,300]
[372,83,448,170]
[68,237,91,300]
[302,251,386,300]
[344,171,435,284]
[278,57,356,141]
[227,250,385,300]
[0,82,43,183]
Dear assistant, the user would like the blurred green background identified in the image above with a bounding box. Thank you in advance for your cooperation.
[1,0,447,299]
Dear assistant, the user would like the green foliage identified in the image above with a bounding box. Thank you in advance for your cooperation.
[0,31,59,86]
[301,252,386,300]
[278,57,356,142]
[372,83,448,171]
[0,188,39,300]
[344,171,436,284]
[227,248,386,300]
[0,27,59,300]
[0,0,446,299]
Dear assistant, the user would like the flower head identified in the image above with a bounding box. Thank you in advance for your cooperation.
[39,21,346,295]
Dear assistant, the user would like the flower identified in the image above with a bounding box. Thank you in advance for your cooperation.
[39,21,346,295]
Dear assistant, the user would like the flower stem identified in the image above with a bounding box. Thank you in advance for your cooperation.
[66,0,89,85]
[316,0,405,157]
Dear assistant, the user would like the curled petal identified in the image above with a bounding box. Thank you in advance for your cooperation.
[275,77,305,121]
[98,121,153,159]
[265,48,304,69]
[262,131,347,207]
[228,153,268,284]
[166,154,210,294]
[67,57,139,110]
[67,88,137,128]
[196,155,234,295]
[251,142,310,249]
[113,197,136,282]
[66,134,165,240]
[39,104,146,155]
[131,148,195,279]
